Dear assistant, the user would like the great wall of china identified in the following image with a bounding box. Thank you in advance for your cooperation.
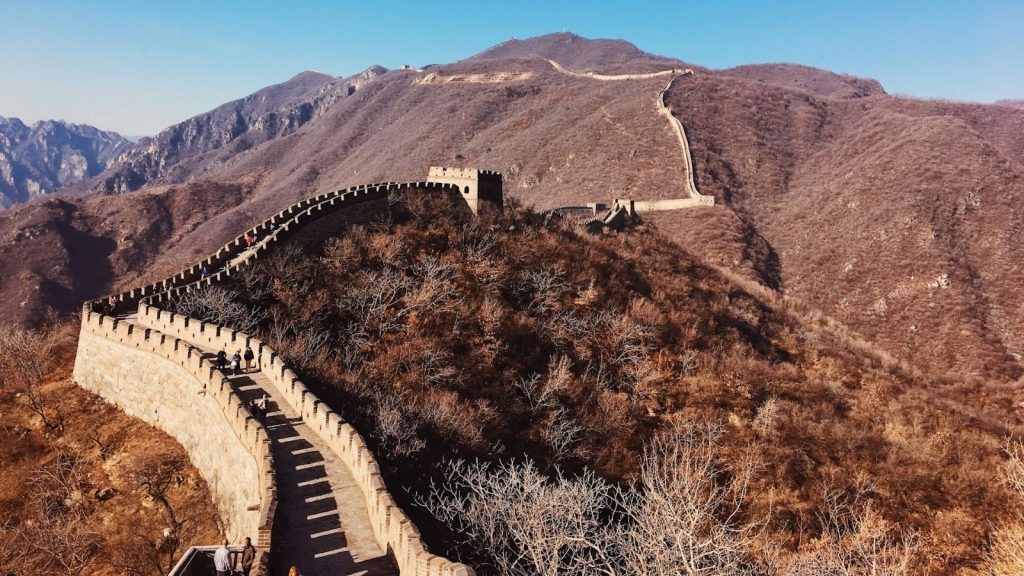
[74,173,498,576]
[70,58,711,575]
[544,56,712,207]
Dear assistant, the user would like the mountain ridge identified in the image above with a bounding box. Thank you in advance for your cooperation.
[0,116,131,208]
[0,32,1020,386]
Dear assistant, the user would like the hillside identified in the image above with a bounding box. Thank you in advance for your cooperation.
[654,73,1024,381]
[181,191,1018,574]
[0,117,131,207]
[0,31,1021,387]
[0,321,220,574]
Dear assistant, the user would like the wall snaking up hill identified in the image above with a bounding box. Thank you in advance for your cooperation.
[76,178,477,575]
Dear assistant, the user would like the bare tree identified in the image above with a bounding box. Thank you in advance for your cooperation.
[420,459,616,576]
[0,324,63,432]
[127,454,198,574]
[171,286,265,333]
[612,420,755,576]
[422,419,763,575]
[15,452,101,575]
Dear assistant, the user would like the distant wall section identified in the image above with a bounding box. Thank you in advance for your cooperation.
[427,166,503,215]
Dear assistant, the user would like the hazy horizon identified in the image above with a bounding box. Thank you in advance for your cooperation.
[2,0,1022,135]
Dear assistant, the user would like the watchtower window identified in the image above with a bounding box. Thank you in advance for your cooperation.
[464,186,470,194]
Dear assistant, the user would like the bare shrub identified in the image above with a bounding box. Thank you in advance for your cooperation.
[423,419,761,575]
[0,324,63,431]
[984,440,1024,574]
[13,452,101,575]
[541,407,586,461]
[518,265,570,314]
[170,286,265,333]
[613,420,755,576]
[420,459,615,576]
[28,450,94,522]
[372,389,425,456]
[782,479,919,575]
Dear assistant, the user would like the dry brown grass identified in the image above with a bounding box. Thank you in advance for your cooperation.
[0,320,220,575]
[665,73,1024,383]
[202,193,1016,574]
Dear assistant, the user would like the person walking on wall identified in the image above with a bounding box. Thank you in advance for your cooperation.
[240,536,256,576]
[288,566,303,576]
[216,349,227,372]
[201,266,210,279]
[231,350,242,376]
[213,538,231,576]
[244,345,255,372]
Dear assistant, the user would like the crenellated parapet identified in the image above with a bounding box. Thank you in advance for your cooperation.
[76,168,483,576]
[426,166,503,216]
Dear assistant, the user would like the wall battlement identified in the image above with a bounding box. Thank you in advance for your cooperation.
[427,166,503,216]
[76,169,478,576]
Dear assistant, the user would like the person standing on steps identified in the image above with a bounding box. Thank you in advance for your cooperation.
[213,538,231,576]
[240,536,256,576]
[244,345,254,372]
[216,349,227,372]
[201,266,210,279]
[231,350,242,376]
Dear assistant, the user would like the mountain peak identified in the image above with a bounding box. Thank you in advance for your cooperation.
[288,70,339,83]
[469,32,684,72]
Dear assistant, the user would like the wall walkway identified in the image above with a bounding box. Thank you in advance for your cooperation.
[76,181,475,576]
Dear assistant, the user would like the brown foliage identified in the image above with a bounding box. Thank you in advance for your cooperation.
[218,193,1013,574]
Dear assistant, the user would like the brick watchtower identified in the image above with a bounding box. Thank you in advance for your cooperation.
[426,166,503,215]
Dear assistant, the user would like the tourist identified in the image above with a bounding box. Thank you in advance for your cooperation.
[240,536,256,576]
[256,393,268,424]
[216,349,227,371]
[288,565,303,576]
[213,538,231,576]
[245,234,254,248]
[231,350,242,376]
[244,345,255,372]
[201,266,210,279]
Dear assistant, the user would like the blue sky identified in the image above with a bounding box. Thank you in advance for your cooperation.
[1,0,1021,135]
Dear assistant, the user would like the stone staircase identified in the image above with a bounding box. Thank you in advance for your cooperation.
[131,312,396,576]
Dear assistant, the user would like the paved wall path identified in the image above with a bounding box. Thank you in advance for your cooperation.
[128,312,397,576]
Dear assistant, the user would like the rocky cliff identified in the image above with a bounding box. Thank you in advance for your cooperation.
[0,117,132,208]
[96,67,386,194]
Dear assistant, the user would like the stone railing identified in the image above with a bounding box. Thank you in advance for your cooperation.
[80,179,474,575]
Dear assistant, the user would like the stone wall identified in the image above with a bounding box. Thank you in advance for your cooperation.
[613,196,714,214]
[77,173,481,575]
[137,304,474,575]
[73,311,275,563]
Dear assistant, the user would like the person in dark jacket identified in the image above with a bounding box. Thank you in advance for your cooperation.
[241,536,256,575]
[244,346,255,372]
[216,349,227,371]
